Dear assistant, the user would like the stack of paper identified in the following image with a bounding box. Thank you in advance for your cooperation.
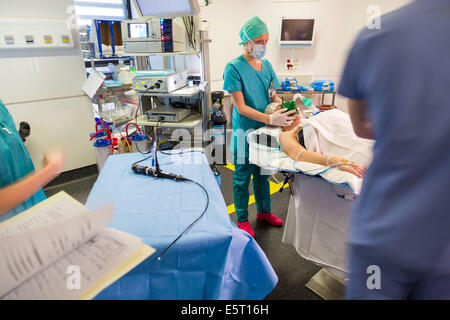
[0,192,155,300]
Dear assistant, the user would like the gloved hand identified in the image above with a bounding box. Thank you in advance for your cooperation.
[269,108,297,127]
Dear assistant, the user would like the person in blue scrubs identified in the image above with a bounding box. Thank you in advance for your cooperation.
[339,0,450,299]
[223,16,297,237]
[0,99,65,222]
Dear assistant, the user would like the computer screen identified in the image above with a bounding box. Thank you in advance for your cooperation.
[128,23,148,38]
[280,19,315,42]
[135,0,196,17]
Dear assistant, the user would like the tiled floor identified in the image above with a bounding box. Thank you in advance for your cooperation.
[44,175,97,204]
[218,166,321,300]
[43,164,321,300]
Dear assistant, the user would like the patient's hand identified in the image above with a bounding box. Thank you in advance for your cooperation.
[338,162,367,178]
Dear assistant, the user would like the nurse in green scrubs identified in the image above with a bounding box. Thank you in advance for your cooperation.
[0,99,64,222]
[223,16,297,237]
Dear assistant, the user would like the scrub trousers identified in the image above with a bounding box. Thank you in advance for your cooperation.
[233,154,271,223]
[346,244,450,300]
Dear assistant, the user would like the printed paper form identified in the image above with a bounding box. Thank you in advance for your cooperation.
[0,191,155,300]
[0,192,114,297]
[82,69,106,99]
[1,229,149,300]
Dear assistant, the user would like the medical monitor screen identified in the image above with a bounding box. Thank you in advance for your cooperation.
[128,23,148,38]
[281,19,315,42]
[135,0,192,17]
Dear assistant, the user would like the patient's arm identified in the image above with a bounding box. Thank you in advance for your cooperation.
[280,126,331,165]
[279,126,367,178]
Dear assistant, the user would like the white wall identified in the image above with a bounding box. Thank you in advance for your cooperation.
[0,0,74,18]
[200,0,411,110]
[0,0,97,172]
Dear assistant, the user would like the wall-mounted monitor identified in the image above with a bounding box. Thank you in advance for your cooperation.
[132,0,200,18]
[279,18,316,47]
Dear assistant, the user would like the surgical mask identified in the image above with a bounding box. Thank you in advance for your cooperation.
[243,29,267,59]
[250,43,267,59]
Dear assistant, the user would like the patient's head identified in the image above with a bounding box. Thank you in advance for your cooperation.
[265,103,302,131]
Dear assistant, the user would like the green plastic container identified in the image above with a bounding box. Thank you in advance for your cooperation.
[281,100,299,114]
[302,98,313,107]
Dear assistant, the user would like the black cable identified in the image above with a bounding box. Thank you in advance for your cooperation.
[154,119,163,172]
[183,16,197,51]
[156,178,209,260]
[183,17,192,49]
[136,85,155,125]
[125,0,132,19]
[134,135,152,154]
[131,149,205,167]
[191,17,197,50]
[131,119,162,165]
[131,111,152,156]
[130,158,210,258]
[140,85,154,99]
[188,17,195,50]
[159,149,205,156]
[131,153,152,167]
[132,119,210,260]
[131,85,152,155]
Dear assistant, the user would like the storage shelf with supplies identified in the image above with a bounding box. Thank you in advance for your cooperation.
[278,91,336,105]
[137,86,202,98]
[129,30,212,145]
[124,50,200,57]
[135,113,203,129]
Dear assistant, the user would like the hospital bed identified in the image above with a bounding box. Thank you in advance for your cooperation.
[248,109,374,299]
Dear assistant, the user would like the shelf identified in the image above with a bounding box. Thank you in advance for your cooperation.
[277,91,336,94]
[138,86,202,98]
[86,68,114,75]
[136,113,203,129]
[124,50,200,57]
[84,57,134,62]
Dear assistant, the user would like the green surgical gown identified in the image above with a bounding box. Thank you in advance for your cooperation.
[223,56,280,222]
[0,100,46,222]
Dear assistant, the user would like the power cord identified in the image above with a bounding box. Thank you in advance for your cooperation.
[134,138,151,154]
[183,16,197,51]
[131,119,210,259]
[159,149,205,156]
[131,119,162,166]
[156,179,209,260]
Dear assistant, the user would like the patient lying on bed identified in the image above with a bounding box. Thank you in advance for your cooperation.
[266,105,367,178]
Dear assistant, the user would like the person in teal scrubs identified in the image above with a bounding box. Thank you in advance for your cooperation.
[223,16,297,237]
[0,99,65,222]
